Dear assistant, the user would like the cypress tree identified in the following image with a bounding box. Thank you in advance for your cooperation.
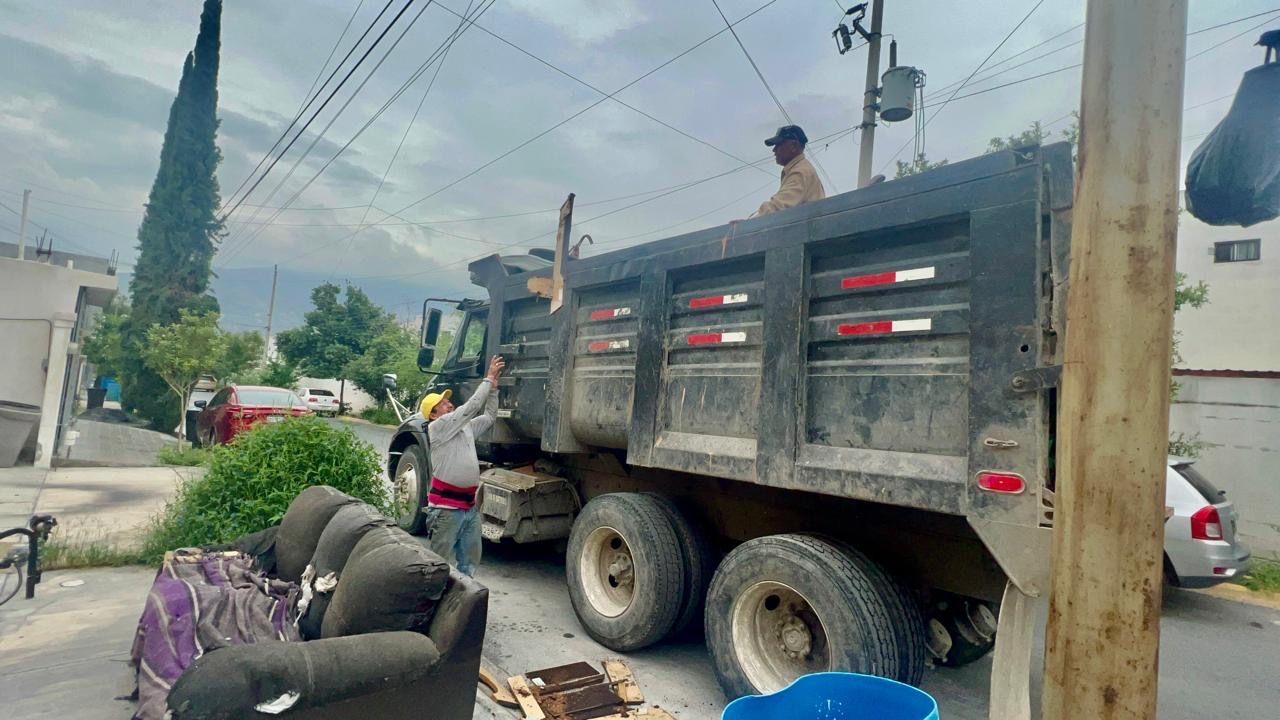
[121,0,225,429]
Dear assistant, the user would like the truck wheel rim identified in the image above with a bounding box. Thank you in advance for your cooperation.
[580,526,634,618]
[395,463,419,522]
[731,581,832,693]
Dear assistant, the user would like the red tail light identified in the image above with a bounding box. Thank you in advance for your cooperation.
[1190,506,1223,540]
[308,397,317,402]
[977,471,1025,494]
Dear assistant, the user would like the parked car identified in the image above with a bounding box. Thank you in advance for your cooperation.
[294,386,339,417]
[194,385,311,446]
[1164,457,1250,588]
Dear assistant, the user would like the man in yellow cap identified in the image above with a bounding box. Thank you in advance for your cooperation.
[417,355,504,576]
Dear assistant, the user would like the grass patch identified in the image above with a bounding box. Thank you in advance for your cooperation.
[358,405,401,426]
[156,442,213,466]
[37,524,149,570]
[1233,558,1280,594]
[140,416,389,563]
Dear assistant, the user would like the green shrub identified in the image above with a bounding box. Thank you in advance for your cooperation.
[155,442,212,466]
[141,416,388,562]
[1234,558,1280,594]
[358,405,401,426]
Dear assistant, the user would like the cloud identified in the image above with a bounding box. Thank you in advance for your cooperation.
[505,0,648,45]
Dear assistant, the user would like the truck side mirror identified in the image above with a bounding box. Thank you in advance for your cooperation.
[419,307,443,372]
[382,373,398,390]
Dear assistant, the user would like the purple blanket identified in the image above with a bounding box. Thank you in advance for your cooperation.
[129,550,301,720]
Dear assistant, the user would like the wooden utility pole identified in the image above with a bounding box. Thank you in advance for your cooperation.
[1043,2,1188,719]
[856,0,884,187]
[263,263,278,362]
[17,189,31,260]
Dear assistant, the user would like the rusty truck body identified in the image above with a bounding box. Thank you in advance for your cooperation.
[385,143,1074,698]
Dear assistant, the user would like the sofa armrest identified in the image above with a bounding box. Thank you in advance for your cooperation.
[167,631,440,718]
[427,569,489,663]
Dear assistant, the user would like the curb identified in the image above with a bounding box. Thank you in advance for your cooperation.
[1194,582,1280,610]
[332,415,399,429]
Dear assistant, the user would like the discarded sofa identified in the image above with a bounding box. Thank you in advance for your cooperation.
[131,486,487,720]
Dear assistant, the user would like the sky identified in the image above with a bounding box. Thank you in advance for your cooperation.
[0,0,1276,331]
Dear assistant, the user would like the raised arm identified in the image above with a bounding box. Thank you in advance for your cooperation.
[428,356,504,443]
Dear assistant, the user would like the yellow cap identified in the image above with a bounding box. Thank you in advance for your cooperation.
[420,389,452,419]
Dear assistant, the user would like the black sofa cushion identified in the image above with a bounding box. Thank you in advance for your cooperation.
[320,526,449,638]
[298,502,394,639]
[275,486,358,583]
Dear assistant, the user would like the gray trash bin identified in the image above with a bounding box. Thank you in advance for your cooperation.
[0,401,41,468]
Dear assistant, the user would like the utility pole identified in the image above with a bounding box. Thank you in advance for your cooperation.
[856,0,884,187]
[1042,2,1188,719]
[17,189,31,260]
[263,263,278,363]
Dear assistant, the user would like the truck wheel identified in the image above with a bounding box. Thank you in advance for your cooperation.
[392,444,429,534]
[565,493,684,651]
[644,493,715,639]
[705,534,899,699]
[820,536,927,686]
[935,597,997,667]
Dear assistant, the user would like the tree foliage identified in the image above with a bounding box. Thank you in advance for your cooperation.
[250,358,302,388]
[986,120,1050,153]
[213,330,264,382]
[275,283,391,379]
[121,0,225,430]
[82,298,130,381]
[343,323,444,409]
[894,153,949,179]
[141,310,227,442]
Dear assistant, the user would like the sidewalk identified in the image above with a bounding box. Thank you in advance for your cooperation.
[1,465,196,550]
[62,418,174,468]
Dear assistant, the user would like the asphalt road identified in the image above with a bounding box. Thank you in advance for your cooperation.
[324,418,1280,719]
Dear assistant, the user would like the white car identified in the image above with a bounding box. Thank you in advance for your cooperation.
[295,387,339,417]
[1164,457,1250,588]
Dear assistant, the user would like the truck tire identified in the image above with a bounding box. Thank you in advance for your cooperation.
[565,493,685,651]
[820,536,927,686]
[705,534,899,699]
[644,493,715,639]
[392,444,429,534]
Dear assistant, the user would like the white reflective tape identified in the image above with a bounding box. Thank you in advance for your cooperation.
[891,318,932,332]
[723,293,749,304]
[895,266,936,282]
[720,331,747,343]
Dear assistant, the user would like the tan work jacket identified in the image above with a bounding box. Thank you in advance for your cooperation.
[756,153,825,217]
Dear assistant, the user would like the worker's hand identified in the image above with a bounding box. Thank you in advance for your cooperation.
[486,355,505,382]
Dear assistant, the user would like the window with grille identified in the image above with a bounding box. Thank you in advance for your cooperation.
[1213,239,1261,263]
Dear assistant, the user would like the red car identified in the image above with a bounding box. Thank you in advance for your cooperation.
[194,385,312,446]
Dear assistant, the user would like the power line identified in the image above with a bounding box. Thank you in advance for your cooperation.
[706,0,839,192]
[220,0,418,224]
[324,0,785,254]
[222,0,377,210]
[334,0,480,271]
[879,0,1047,174]
[217,0,446,264]
[1187,14,1278,61]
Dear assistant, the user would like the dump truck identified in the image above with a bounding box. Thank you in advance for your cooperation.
[385,143,1074,699]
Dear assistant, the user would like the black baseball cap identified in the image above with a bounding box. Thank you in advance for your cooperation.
[764,125,808,146]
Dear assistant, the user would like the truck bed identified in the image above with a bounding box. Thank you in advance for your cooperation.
[470,144,1073,536]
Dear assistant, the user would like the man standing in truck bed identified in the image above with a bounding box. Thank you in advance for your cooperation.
[418,354,504,576]
[756,125,825,217]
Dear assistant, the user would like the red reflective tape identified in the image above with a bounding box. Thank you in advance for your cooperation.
[841,266,937,290]
[689,293,748,308]
[587,339,630,352]
[837,321,894,336]
[841,271,896,289]
[590,307,631,320]
[687,333,722,345]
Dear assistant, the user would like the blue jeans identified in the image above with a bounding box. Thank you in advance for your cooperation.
[424,505,482,576]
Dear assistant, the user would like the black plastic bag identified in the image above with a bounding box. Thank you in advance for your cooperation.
[1184,63,1280,227]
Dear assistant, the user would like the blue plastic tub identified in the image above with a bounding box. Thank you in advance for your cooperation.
[722,673,939,720]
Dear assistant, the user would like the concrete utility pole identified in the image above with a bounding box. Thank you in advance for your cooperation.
[1042,2,1189,719]
[17,189,31,260]
[856,0,884,187]
[263,264,278,362]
